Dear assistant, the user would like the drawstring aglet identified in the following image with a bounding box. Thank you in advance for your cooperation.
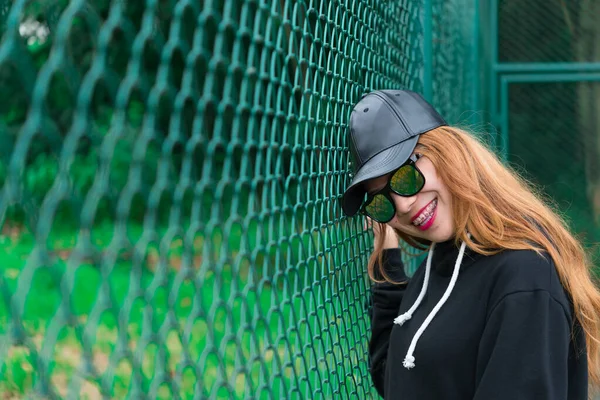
[394,313,412,325]
[403,355,416,369]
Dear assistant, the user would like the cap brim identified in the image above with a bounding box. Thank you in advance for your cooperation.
[341,135,419,217]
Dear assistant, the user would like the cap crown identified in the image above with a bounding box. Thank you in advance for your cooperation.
[348,90,447,172]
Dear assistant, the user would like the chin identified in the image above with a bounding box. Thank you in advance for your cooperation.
[423,225,454,243]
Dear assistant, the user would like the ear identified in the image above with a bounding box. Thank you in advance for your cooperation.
[412,143,425,159]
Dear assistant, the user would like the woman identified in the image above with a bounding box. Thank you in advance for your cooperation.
[341,89,600,399]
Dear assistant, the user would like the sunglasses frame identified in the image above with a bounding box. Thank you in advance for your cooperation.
[359,153,426,223]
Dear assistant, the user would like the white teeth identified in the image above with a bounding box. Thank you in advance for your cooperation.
[412,199,437,226]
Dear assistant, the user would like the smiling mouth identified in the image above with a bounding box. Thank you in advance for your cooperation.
[411,199,438,227]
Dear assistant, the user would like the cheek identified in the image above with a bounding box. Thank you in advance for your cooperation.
[422,173,450,203]
[388,219,414,235]
[438,186,453,208]
[437,194,456,232]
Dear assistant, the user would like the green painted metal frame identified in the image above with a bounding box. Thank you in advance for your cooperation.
[496,63,600,73]
[498,73,600,159]
[487,0,600,160]
[423,0,433,102]
[471,0,481,125]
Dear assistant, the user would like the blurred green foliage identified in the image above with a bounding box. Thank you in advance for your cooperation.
[0,0,186,229]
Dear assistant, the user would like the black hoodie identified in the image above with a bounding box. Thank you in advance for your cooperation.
[369,239,588,399]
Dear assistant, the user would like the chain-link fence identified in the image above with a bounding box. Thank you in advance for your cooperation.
[0,0,494,398]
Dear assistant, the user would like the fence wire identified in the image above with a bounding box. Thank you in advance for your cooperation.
[0,0,477,398]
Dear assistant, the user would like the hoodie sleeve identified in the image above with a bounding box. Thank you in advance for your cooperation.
[473,290,572,400]
[368,248,410,398]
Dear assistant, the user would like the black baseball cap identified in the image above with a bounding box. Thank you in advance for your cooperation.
[341,89,447,217]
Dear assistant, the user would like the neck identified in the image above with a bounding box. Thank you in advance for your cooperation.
[431,237,478,276]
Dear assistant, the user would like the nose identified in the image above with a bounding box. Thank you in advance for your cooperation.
[391,193,417,216]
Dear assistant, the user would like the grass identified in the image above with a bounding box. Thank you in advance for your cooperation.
[0,219,376,399]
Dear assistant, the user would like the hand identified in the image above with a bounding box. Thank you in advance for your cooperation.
[364,217,400,250]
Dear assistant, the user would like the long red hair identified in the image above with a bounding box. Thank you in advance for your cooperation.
[368,126,600,390]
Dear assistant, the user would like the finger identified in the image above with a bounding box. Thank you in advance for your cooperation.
[364,216,374,231]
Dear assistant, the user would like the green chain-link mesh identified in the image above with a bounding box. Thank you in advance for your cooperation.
[0,0,478,398]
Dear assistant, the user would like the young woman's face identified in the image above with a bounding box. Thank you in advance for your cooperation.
[364,151,455,243]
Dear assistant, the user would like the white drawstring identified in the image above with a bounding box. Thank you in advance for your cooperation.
[393,243,436,326]
[396,239,468,369]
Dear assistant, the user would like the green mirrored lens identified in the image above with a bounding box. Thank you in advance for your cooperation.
[364,194,395,222]
[390,165,424,195]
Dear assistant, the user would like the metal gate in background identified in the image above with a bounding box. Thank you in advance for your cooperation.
[486,0,600,261]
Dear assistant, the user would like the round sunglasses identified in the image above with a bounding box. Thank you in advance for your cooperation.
[359,154,426,223]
